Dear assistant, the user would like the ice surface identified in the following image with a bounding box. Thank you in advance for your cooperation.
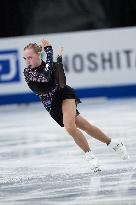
[0,98,136,205]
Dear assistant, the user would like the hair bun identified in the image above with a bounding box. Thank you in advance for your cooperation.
[24,43,42,54]
[37,45,42,52]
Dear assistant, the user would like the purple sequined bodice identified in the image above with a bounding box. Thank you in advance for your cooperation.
[23,46,59,112]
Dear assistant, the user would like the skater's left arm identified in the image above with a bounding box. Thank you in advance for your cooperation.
[56,46,64,64]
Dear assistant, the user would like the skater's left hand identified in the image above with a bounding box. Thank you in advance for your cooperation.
[58,46,64,56]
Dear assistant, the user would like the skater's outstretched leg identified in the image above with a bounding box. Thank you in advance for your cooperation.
[75,115,111,145]
[75,115,129,160]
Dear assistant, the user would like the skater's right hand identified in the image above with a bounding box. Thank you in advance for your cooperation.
[41,39,51,50]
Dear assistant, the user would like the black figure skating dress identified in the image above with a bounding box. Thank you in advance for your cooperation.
[23,46,81,127]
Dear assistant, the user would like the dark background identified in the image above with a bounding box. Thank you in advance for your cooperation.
[0,0,136,38]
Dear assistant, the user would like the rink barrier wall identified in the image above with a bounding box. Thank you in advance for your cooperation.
[0,27,136,105]
[0,84,136,105]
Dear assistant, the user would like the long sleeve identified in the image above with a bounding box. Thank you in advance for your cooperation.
[23,46,53,83]
[52,54,66,88]
[57,55,62,64]
[44,46,53,72]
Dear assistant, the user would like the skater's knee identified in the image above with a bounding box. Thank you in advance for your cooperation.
[81,122,94,133]
[64,123,77,136]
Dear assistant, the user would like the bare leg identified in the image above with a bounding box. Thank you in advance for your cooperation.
[62,99,90,152]
[75,115,111,145]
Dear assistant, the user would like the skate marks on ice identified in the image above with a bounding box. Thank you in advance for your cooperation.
[0,99,136,205]
[87,165,136,205]
[0,163,135,205]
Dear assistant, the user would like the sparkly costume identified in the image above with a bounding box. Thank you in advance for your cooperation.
[23,46,81,127]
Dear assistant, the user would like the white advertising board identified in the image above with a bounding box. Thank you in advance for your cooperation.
[0,27,136,104]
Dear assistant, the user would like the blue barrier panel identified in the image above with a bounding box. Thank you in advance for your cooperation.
[0,84,136,105]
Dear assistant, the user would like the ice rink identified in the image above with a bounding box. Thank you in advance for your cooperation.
[0,98,136,205]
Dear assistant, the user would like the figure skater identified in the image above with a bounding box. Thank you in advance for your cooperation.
[23,39,129,173]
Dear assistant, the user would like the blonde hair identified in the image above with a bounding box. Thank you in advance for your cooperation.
[24,43,42,54]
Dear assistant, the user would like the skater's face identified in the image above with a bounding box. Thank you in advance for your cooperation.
[23,48,41,68]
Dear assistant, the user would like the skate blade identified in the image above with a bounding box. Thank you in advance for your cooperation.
[122,154,130,160]
[91,167,101,174]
